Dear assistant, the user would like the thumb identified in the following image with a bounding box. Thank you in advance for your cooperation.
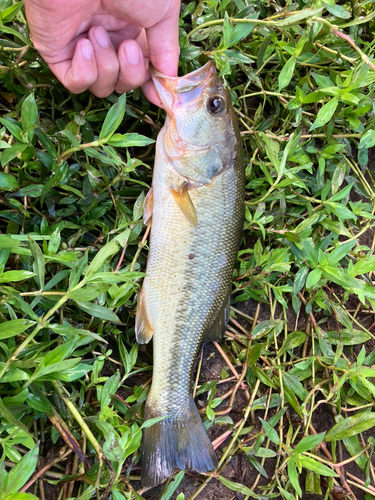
[146,1,180,77]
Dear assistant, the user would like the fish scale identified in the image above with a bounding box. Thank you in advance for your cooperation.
[136,62,245,487]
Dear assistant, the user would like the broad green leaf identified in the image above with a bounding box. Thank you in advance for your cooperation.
[75,301,120,322]
[159,471,185,500]
[107,133,155,148]
[288,457,302,496]
[28,236,45,290]
[0,117,23,142]
[21,93,38,136]
[293,265,309,295]
[260,134,280,172]
[359,129,375,149]
[254,447,277,458]
[0,270,36,283]
[310,98,339,131]
[4,445,39,494]
[1,143,28,168]
[218,475,275,498]
[323,2,351,19]
[0,319,36,340]
[247,343,263,367]
[325,411,375,441]
[0,172,19,189]
[68,285,109,302]
[99,371,121,408]
[294,433,325,453]
[311,72,333,89]
[112,492,127,500]
[257,35,272,69]
[69,251,88,289]
[306,268,322,288]
[321,329,370,345]
[84,239,120,280]
[246,454,269,478]
[1,1,24,22]
[0,367,29,383]
[331,304,353,332]
[275,7,323,25]
[329,183,353,203]
[99,93,126,140]
[277,331,306,358]
[252,320,283,339]
[335,415,367,471]
[253,367,276,389]
[351,256,375,276]
[325,201,356,220]
[4,493,38,500]
[49,323,107,343]
[38,339,78,367]
[133,191,145,221]
[321,266,363,290]
[0,398,35,437]
[279,56,296,91]
[283,371,308,401]
[141,415,168,429]
[326,239,356,265]
[299,455,338,477]
[278,486,296,500]
[229,16,258,46]
[260,418,280,445]
[303,239,318,267]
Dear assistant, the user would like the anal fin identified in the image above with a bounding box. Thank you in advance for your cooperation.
[203,293,231,343]
[135,288,153,344]
[170,182,197,228]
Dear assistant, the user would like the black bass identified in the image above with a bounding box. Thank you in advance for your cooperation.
[135,61,245,488]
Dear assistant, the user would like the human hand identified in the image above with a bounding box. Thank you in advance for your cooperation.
[24,0,180,105]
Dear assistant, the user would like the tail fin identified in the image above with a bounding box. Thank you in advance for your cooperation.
[141,398,218,488]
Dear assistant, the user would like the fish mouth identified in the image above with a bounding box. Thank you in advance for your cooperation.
[150,61,218,113]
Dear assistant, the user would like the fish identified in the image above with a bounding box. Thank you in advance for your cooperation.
[135,61,245,488]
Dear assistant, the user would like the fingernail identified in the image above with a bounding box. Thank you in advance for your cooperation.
[94,26,110,48]
[124,41,140,65]
[82,40,93,60]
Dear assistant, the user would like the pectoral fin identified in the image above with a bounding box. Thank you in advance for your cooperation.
[143,187,153,226]
[135,288,153,344]
[170,183,197,228]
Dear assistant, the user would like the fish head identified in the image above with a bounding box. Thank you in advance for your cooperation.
[151,62,238,185]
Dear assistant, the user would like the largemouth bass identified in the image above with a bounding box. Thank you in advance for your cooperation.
[135,61,245,488]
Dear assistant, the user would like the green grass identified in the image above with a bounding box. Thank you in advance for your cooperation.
[1,0,375,499]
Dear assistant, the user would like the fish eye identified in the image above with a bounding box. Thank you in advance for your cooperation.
[207,96,225,116]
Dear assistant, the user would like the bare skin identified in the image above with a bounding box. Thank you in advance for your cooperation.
[24,0,181,105]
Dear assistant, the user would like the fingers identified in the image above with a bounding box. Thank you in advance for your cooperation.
[146,1,180,77]
[142,78,164,107]
[142,1,180,107]
[49,38,98,94]
[115,39,146,94]
[88,26,119,97]
[48,27,121,97]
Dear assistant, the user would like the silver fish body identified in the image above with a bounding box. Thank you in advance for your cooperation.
[135,62,245,487]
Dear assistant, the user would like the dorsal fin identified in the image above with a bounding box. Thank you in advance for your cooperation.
[170,182,197,228]
[135,288,153,344]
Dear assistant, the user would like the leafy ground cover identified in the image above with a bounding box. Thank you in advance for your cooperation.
[1,0,375,499]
